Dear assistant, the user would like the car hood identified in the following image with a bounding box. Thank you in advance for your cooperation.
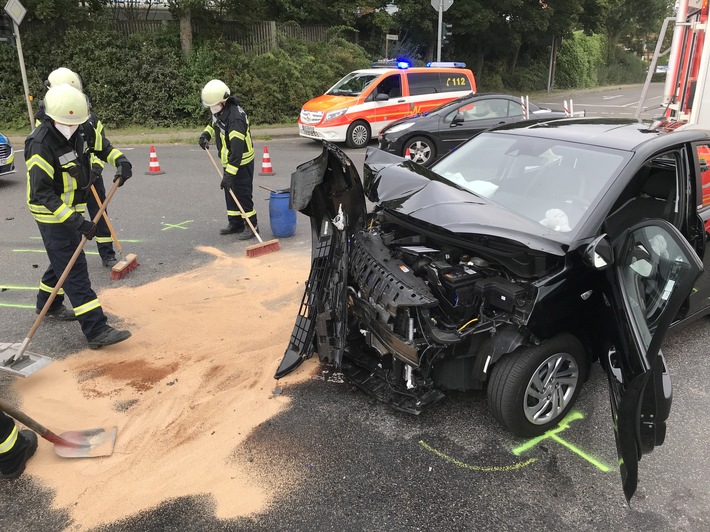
[363,148,570,256]
[303,94,357,113]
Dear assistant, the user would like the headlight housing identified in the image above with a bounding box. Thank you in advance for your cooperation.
[384,122,415,134]
[324,108,348,122]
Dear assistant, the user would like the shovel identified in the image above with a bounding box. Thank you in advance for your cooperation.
[0,398,117,458]
[0,179,122,378]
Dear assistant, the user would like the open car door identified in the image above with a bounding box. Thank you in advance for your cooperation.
[603,220,703,502]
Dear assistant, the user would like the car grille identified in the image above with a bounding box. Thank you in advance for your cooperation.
[300,109,323,125]
[0,145,11,158]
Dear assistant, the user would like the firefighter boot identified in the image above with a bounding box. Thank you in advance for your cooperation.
[0,430,38,480]
[219,224,244,235]
[37,304,77,321]
[236,225,257,240]
[88,326,132,349]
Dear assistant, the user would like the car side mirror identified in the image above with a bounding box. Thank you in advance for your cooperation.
[451,113,464,126]
[375,93,389,102]
[583,234,614,270]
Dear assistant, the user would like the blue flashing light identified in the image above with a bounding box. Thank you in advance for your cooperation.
[426,61,467,68]
[396,60,411,69]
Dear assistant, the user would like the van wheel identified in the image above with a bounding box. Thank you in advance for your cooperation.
[346,121,371,149]
[405,136,436,166]
[487,333,588,437]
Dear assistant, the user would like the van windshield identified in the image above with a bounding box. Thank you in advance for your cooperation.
[327,72,380,96]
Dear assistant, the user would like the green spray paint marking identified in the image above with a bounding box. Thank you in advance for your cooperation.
[14,249,99,255]
[161,220,193,231]
[29,237,144,242]
[512,411,611,472]
[0,285,37,291]
[419,440,536,471]
[0,303,35,309]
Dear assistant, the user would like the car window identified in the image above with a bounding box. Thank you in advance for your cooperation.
[443,99,508,124]
[326,72,380,96]
[431,133,629,234]
[371,74,402,99]
[695,144,710,208]
[509,101,523,117]
[407,72,442,96]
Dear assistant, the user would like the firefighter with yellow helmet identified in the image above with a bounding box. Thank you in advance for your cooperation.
[41,67,130,268]
[25,84,131,348]
[198,79,257,237]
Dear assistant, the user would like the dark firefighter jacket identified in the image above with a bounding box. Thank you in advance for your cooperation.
[202,97,255,176]
[25,114,126,227]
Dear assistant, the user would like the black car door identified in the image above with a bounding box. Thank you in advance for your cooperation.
[603,219,703,502]
[438,98,510,151]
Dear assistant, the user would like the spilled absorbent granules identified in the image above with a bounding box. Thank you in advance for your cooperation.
[12,246,316,528]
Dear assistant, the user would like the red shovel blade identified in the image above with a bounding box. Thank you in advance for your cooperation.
[45,426,118,458]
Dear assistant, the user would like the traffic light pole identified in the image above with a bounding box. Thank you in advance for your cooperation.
[436,1,443,62]
[13,20,34,130]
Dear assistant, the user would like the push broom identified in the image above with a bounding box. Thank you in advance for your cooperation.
[205,148,280,257]
[89,184,139,281]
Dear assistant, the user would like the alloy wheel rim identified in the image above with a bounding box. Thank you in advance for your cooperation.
[523,352,579,425]
[410,141,431,164]
[352,125,368,146]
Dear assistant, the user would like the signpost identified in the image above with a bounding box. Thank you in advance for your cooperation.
[431,0,454,62]
[4,0,34,130]
[385,33,398,60]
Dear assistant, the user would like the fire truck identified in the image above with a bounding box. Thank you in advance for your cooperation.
[639,0,710,213]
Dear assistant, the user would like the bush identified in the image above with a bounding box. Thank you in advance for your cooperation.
[555,31,605,89]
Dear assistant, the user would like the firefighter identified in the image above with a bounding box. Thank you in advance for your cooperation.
[0,412,36,480]
[26,83,131,348]
[44,67,121,268]
[198,80,257,238]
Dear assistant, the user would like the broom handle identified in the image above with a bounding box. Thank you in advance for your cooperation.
[205,149,263,243]
[16,179,122,358]
[89,184,122,252]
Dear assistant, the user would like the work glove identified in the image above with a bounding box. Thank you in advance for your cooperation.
[78,220,97,240]
[220,174,235,190]
[113,159,132,187]
[199,133,210,150]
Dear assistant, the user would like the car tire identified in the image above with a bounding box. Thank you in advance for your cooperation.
[346,121,371,149]
[487,333,588,437]
[404,136,436,166]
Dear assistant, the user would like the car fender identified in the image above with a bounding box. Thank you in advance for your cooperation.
[471,326,528,386]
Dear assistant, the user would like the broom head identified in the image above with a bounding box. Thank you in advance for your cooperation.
[246,239,280,258]
[111,253,139,281]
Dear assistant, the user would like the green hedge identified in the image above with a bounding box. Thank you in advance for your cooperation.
[0,22,370,130]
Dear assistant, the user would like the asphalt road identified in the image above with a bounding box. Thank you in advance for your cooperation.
[2,85,710,531]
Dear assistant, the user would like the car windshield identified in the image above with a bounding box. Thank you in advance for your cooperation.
[327,72,380,96]
[431,132,630,235]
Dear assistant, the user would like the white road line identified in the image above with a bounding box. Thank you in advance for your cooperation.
[602,95,624,100]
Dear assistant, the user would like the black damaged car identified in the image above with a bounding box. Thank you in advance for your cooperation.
[277,118,710,501]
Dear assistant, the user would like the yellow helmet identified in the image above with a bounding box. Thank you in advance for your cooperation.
[47,67,83,91]
[44,84,89,125]
[201,79,230,107]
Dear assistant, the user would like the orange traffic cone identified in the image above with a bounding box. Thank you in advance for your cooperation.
[258,146,275,176]
[405,148,411,160]
[145,145,165,175]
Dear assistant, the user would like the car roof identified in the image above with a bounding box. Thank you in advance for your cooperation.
[492,118,710,151]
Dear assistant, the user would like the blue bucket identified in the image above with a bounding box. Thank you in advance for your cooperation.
[269,191,297,238]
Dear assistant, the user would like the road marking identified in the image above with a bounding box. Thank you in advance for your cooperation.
[162,220,193,231]
[0,303,34,309]
[13,249,99,255]
[419,440,537,471]
[512,411,611,472]
[602,95,624,100]
[0,285,36,290]
[29,237,144,243]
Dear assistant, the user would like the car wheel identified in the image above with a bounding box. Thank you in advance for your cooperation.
[346,121,371,149]
[405,136,436,166]
[487,333,588,437]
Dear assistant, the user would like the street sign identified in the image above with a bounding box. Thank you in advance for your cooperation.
[4,0,27,26]
[430,0,454,12]
[386,34,399,41]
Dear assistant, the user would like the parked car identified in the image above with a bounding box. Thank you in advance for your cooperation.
[0,133,16,176]
[378,93,567,166]
[277,118,710,501]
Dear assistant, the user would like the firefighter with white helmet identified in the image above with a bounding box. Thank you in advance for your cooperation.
[199,79,257,237]
[25,83,131,349]
[41,67,131,268]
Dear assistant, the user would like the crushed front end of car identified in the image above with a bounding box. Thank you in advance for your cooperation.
[277,142,571,416]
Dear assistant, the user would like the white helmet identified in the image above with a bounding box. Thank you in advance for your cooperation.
[201,79,230,107]
[44,84,89,125]
[47,67,83,91]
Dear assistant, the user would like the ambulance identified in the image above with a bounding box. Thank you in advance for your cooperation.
[298,61,476,148]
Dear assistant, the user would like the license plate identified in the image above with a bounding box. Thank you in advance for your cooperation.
[300,125,317,137]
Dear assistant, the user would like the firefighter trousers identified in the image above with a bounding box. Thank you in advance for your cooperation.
[36,222,108,339]
[0,412,22,473]
[224,161,257,229]
[86,176,116,263]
